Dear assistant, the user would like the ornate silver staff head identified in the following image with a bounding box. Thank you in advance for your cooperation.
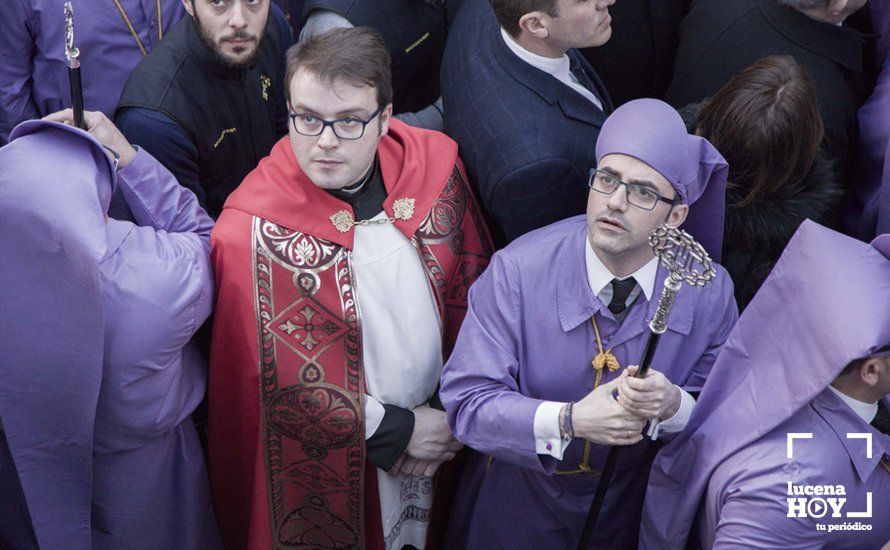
[647,225,716,334]
[64,1,80,68]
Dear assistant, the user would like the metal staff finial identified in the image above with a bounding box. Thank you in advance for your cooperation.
[64,1,85,129]
[64,1,79,62]
[647,225,716,335]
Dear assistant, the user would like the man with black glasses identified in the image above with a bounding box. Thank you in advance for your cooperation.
[207,28,492,550]
[439,99,738,549]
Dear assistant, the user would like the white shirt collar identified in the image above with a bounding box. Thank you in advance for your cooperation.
[827,386,879,424]
[500,27,571,79]
[585,236,657,301]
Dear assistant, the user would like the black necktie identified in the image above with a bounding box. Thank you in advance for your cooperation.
[608,278,637,316]
[871,400,890,436]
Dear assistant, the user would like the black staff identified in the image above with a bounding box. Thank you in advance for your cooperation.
[64,1,85,130]
[576,225,715,549]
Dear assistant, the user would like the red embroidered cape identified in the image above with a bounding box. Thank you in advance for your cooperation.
[208,119,493,549]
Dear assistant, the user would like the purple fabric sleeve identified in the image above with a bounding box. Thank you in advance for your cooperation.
[93,148,215,451]
[440,252,546,473]
[0,0,38,145]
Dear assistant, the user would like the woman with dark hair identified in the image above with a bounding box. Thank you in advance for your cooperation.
[680,55,843,310]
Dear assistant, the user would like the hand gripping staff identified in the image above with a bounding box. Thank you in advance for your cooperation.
[576,225,716,549]
[64,1,86,129]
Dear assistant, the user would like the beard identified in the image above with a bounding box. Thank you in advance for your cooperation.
[193,12,264,69]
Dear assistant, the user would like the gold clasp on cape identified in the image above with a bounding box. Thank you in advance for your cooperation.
[329,198,415,233]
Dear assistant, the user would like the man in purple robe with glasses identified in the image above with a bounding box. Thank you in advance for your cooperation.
[0,111,221,549]
[439,99,738,549]
[641,221,890,549]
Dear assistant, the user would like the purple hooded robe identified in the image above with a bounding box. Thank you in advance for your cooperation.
[640,220,890,549]
[846,2,890,240]
[439,100,738,549]
[0,120,221,549]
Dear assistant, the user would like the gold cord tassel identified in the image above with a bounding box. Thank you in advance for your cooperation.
[591,316,620,389]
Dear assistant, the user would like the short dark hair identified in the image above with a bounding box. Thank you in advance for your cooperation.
[839,345,890,377]
[697,55,823,207]
[489,0,558,37]
[284,27,392,107]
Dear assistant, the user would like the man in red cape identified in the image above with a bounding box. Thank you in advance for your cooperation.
[208,28,492,549]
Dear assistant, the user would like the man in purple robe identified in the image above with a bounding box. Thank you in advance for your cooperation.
[439,99,738,549]
[0,111,221,549]
[641,221,890,549]
[848,2,890,240]
[0,0,185,145]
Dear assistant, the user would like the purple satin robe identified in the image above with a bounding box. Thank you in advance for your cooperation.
[0,0,185,144]
[641,221,890,549]
[0,122,112,549]
[0,121,221,549]
[699,389,890,549]
[846,2,890,239]
[439,216,738,549]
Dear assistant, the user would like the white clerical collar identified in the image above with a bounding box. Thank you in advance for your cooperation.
[500,27,571,79]
[827,385,879,424]
[585,236,657,301]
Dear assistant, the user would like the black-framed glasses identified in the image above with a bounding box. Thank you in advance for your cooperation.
[289,105,383,140]
[588,169,679,211]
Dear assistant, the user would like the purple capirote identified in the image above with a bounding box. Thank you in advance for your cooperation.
[0,120,221,549]
[845,2,890,240]
[595,98,729,261]
[640,220,890,549]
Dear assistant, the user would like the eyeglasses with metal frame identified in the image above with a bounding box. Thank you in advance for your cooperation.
[289,105,384,140]
[588,168,679,211]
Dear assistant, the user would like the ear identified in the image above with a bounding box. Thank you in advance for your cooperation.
[378,103,393,137]
[518,11,551,39]
[182,0,195,18]
[665,204,689,228]
[858,356,885,387]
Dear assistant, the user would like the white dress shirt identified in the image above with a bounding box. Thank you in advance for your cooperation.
[500,28,604,111]
[533,238,696,459]
[827,385,879,424]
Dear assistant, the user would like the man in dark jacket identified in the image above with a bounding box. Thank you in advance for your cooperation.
[667,0,870,188]
[441,0,614,246]
[116,0,292,219]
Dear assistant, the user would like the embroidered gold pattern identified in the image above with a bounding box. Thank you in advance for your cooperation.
[330,210,354,233]
[213,127,237,148]
[392,198,415,220]
[261,74,272,100]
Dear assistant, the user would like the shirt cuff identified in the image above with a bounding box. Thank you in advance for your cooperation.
[533,401,571,459]
[365,394,385,439]
[647,387,695,439]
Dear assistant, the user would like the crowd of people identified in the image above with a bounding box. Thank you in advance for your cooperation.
[0,0,888,549]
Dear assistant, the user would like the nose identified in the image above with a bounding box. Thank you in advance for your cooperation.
[228,1,248,29]
[316,124,340,149]
[607,184,629,211]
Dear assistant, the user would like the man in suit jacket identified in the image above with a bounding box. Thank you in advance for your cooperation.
[441,0,615,246]
[667,0,871,190]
